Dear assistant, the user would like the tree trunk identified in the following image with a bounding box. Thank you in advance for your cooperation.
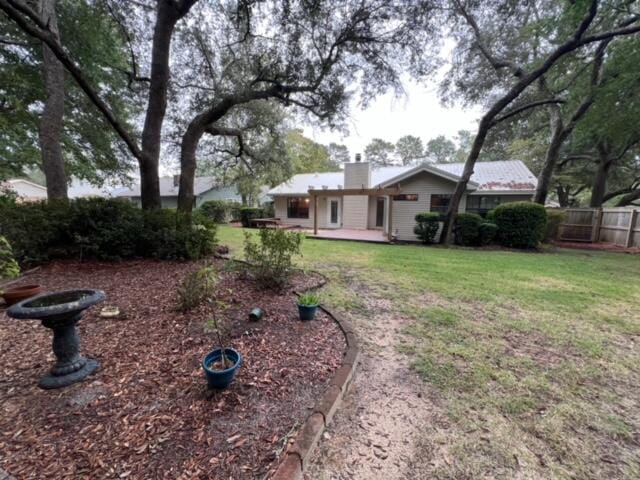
[615,189,640,206]
[534,105,566,205]
[556,185,570,207]
[177,121,205,212]
[38,0,67,200]
[590,143,614,207]
[138,0,182,210]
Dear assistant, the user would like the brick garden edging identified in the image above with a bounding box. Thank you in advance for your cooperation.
[270,305,360,480]
[213,253,360,479]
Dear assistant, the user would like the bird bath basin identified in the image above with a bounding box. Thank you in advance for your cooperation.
[7,289,106,389]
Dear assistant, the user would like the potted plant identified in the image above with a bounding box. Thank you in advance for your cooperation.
[202,314,242,389]
[297,292,320,321]
[1,284,43,306]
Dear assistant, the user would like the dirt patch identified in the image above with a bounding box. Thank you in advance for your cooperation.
[502,331,579,367]
[0,259,345,479]
[304,294,445,479]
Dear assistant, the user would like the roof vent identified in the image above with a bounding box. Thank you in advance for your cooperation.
[355,153,362,163]
[322,185,328,190]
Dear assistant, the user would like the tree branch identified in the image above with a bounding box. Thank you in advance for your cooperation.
[0,0,143,160]
[492,99,565,125]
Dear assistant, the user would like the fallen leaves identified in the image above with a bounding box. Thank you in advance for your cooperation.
[0,258,345,479]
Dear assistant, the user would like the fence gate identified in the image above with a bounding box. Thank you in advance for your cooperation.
[558,209,599,242]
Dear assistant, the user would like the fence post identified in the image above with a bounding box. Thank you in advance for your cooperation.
[626,209,638,248]
[591,208,603,242]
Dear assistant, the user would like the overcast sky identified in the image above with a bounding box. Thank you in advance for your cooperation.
[303,77,483,161]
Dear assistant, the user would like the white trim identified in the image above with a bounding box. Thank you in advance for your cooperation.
[6,178,47,191]
[468,190,536,195]
[377,163,480,190]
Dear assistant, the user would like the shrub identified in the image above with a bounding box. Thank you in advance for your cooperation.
[491,201,547,248]
[243,228,303,289]
[0,198,217,264]
[478,222,498,246]
[177,265,218,312]
[199,200,242,224]
[453,213,483,246]
[240,207,265,227]
[413,212,441,244]
[544,209,566,242]
[0,235,20,281]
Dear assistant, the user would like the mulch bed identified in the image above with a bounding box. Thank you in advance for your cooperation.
[552,240,640,254]
[0,259,345,479]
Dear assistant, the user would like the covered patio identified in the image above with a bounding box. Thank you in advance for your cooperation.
[308,186,399,243]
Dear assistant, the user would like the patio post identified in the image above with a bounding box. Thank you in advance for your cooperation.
[387,195,393,242]
[313,194,318,235]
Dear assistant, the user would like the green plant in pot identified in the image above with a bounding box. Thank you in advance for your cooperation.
[202,312,242,389]
[297,292,320,321]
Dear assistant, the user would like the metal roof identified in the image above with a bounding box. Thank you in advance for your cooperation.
[114,176,221,198]
[268,160,537,195]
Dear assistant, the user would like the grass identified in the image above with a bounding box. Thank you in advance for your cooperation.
[218,226,640,479]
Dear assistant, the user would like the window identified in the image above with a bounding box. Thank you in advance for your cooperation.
[287,197,310,219]
[375,197,385,227]
[430,194,451,213]
[392,194,418,201]
[466,196,502,217]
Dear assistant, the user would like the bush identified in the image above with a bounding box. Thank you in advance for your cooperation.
[454,213,483,246]
[413,212,441,244]
[0,198,217,264]
[491,201,547,248]
[177,265,218,312]
[199,200,242,224]
[544,209,566,242]
[478,222,498,246]
[240,207,265,227]
[0,235,20,281]
[298,292,320,306]
[243,228,303,289]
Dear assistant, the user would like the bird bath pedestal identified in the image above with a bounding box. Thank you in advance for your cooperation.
[7,289,106,389]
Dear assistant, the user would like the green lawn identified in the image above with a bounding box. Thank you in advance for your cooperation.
[218,226,640,479]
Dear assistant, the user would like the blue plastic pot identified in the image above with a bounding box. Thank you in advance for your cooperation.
[298,303,318,321]
[202,348,242,389]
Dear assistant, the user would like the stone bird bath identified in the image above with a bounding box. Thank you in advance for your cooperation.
[7,289,105,389]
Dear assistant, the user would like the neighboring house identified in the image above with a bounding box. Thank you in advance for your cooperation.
[68,180,112,199]
[113,175,246,208]
[268,158,537,242]
[2,179,47,202]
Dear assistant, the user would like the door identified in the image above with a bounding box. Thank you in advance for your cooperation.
[376,197,385,228]
[327,197,340,227]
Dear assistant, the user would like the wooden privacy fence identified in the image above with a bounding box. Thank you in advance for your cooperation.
[559,207,640,247]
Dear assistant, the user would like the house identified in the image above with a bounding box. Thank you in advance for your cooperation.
[113,175,245,208]
[268,157,537,242]
[1,179,47,202]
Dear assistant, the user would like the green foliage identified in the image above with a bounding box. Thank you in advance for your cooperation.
[365,138,396,166]
[478,222,498,246]
[243,228,303,289]
[454,213,483,246]
[544,209,566,242]
[199,200,242,223]
[298,292,320,306]
[395,135,424,165]
[414,212,441,244]
[0,235,20,281]
[425,135,456,163]
[491,202,547,249]
[0,198,217,264]
[177,265,218,312]
[287,129,339,173]
[240,207,265,227]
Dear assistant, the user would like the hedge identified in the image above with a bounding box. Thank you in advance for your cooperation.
[198,200,242,223]
[453,213,483,246]
[490,201,547,248]
[240,207,265,227]
[0,198,217,264]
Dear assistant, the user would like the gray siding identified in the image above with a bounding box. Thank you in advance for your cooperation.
[344,162,371,188]
[342,196,368,229]
[196,186,242,207]
[389,172,460,241]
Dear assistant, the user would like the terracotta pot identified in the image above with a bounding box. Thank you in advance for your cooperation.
[1,284,43,306]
